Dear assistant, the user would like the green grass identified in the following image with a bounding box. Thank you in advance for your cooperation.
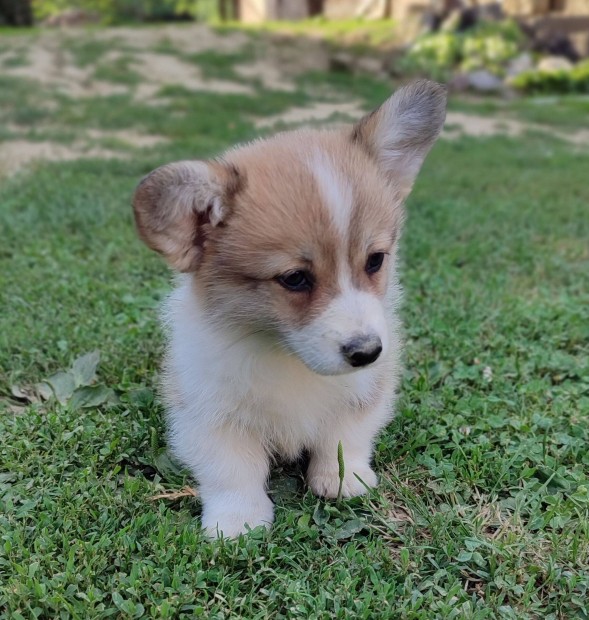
[1,26,589,620]
[65,37,122,68]
[93,54,142,86]
[185,49,250,81]
[0,76,54,126]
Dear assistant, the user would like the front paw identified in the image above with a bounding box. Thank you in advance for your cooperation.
[201,493,274,539]
[307,462,378,499]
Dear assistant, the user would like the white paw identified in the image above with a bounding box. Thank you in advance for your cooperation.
[201,493,274,539]
[307,463,378,499]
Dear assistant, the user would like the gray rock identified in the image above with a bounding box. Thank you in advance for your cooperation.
[506,52,534,77]
[466,69,504,92]
[537,55,574,72]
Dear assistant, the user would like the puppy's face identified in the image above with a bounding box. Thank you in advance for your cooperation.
[133,81,446,375]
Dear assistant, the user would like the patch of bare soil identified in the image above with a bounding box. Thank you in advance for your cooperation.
[444,111,589,146]
[234,34,330,94]
[0,140,125,177]
[255,101,365,128]
[93,24,250,54]
[85,129,169,148]
[4,35,128,97]
[132,52,254,100]
[254,105,589,147]
[3,27,262,96]
[234,59,296,92]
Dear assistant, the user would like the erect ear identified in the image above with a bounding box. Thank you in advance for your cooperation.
[351,80,447,197]
[132,160,243,272]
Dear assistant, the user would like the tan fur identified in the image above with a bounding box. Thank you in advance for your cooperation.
[186,129,402,331]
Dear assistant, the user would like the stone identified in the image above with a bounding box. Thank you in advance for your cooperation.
[537,55,575,72]
[506,52,534,77]
[466,69,504,92]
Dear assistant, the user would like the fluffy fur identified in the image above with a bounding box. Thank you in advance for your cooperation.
[132,80,447,537]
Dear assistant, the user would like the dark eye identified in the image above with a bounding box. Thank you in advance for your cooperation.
[366,252,385,275]
[277,270,314,292]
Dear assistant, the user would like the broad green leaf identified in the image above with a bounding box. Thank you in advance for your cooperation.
[72,350,100,387]
[456,550,473,562]
[69,385,118,410]
[38,371,76,405]
[313,503,329,526]
[297,513,311,530]
[153,450,187,485]
[333,518,365,540]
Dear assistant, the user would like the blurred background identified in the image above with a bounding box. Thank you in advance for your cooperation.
[1,0,588,179]
[1,1,589,88]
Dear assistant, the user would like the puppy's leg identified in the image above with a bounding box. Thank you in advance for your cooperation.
[307,401,391,499]
[170,420,273,538]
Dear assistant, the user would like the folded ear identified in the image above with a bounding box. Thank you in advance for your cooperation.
[352,80,447,197]
[132,160,243,272]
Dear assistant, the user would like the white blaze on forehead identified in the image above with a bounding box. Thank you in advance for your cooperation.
[310,150,353,239]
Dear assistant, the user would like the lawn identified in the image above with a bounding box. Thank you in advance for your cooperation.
[1,25,589,619]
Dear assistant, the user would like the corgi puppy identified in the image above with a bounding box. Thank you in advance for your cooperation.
[133,80,446,538]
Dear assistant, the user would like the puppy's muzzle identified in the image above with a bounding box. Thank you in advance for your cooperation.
[341,335,382,368]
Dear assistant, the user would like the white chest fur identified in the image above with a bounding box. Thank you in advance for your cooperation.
[161,278,398,459]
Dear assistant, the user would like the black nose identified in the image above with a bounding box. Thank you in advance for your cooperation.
[341,336,383,368]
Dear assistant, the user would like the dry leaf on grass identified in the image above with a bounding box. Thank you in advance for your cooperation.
[10,384,42,404]
[148,486,198,502]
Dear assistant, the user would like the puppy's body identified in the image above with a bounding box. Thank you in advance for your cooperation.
[133,81,446,537]
[163,274,401,534]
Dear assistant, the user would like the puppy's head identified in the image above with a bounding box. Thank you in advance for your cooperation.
[133,81,446,375]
